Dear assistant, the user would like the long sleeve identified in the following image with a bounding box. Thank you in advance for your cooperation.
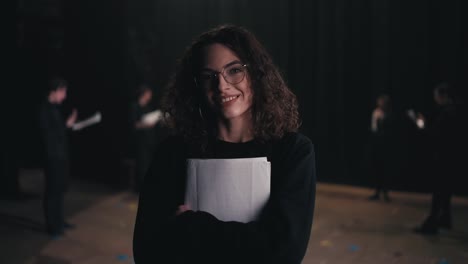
[133,137,187,262]
[133,133,316,264]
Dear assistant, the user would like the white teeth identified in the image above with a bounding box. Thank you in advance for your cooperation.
[222,96,238,103]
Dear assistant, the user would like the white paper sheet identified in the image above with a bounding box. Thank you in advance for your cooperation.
[406,109,425,129]
[141,110,162,126]
[72,112,102,131]
[185,157,271,223]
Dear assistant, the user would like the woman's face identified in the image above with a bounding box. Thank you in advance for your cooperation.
[140,89,152,105]
[377,97,386,109]
[199,43,253,123]
[433,90,448,106]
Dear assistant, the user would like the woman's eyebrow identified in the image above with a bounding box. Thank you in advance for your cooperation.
[200,60,243,72]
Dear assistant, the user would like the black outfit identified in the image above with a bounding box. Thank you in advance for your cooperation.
[1,139,21,198]
[368,110,397,200]
[38,101,70,235]
[129,102,156,192]
[133,132,316,264]
[418,103,464,233]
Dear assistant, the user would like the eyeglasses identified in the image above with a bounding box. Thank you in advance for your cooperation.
[195,63,248,88]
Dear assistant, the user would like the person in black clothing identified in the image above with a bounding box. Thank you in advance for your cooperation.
[368,94,396,202]
[129,85,157,192]
[414,83,464,235]
[38,77,77,237]
[133,25,316,263]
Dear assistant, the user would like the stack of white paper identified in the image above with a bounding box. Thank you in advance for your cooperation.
[185,157,271,223]
[141,110,162,126]
[406,109,425,129]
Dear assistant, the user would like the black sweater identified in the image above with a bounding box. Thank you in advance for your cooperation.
[38,101,69,162]
[133,132,316,264]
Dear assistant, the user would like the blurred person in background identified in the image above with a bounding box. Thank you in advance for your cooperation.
[129,85,157,192]
[368,93,397,202]
[38,77,77,238]
[414,83,465,235]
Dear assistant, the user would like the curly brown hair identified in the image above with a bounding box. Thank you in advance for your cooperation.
[161,24,300,143]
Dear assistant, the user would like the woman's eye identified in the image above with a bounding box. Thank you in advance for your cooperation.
[228,67,242,75]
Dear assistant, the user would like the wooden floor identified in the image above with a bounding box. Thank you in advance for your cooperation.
[1,169,467,264]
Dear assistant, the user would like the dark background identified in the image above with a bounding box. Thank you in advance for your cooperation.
[3,0,467,194]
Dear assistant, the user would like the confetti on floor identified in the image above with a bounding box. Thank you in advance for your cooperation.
[348,244,360,252]
[438,258,449,264]
[117,254,129,261]
[128,203,138,211]
[320,240,333,247]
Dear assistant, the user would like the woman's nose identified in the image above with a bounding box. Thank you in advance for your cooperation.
[217,74,231,92]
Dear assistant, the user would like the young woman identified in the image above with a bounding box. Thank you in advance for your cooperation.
[368,94,395,202]
[133,25,316,263]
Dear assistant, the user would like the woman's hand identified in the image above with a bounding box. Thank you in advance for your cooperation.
[66,108,78,128]
[175,205,190,216]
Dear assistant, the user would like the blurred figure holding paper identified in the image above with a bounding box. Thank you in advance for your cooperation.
[129,84,158,192]
[368,93,397,202]
[134,25,316,263]
[414,83,465,235]
[38,77,77,238]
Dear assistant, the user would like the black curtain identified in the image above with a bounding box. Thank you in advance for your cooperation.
[123,0,466,188]
[8,0,467,190]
